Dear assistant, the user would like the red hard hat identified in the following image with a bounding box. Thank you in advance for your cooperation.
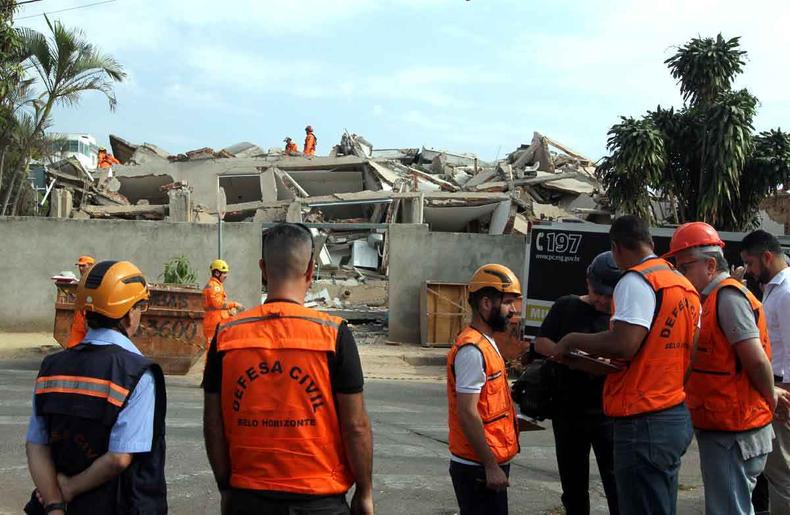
[664,222,724,258]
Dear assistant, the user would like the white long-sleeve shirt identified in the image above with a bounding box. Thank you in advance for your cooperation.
[762,267,790,383]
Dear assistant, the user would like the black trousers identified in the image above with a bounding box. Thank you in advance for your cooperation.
[449,461,510,515]
[228,490,350,515]
[552,411,619,515]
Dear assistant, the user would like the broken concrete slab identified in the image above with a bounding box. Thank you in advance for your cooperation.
[273,168,309,198]
[489,200,513,235]
[407,166,460,192]
[366,161,400,190]
[82,203,167,219]
[109,134,137,164]
[130,143,171,165]
[512,213,530,234]
[222,142,265,159]
[371,148,419,163]
[534,171,595,195]
[167,187,192,222]
[424,202,500,232]
[421,147,478,167]
[463,167,499,190]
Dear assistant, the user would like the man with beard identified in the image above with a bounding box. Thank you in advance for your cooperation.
[446,264,521,515]
[741,230,790,514]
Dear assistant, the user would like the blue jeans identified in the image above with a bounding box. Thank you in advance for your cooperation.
[697,429,769,515]
[613,403,694,515]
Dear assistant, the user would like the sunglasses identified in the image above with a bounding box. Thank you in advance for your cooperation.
[675,259,701,275]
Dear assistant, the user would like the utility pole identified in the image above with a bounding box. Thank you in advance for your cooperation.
[216,179,226,259]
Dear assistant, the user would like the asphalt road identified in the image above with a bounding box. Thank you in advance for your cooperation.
[0,359,705,514]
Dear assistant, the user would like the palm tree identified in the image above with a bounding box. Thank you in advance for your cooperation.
[598,34,790,230]
[0,16,126,214]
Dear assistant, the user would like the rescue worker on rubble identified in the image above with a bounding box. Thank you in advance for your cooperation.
[202,223,373,514]
[303,125,317,156]
[66,255,95,348]
[446,264,521,515]
[202,259,244,343]
[25,260,168,515]
[284,137,299,155]
[97,147,120,169]
[552,215,701,515]
[666,222,789,514]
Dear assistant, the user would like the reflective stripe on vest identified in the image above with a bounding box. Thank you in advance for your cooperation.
[34,343,168,513]
[603,257,701,417]
[686,277,773,431]
[446,326,519,464]
[36,374,130,408]
[217,302,353,495]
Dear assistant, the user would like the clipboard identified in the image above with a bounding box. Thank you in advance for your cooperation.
[566,351,624,375]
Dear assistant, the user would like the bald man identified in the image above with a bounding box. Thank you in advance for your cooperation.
[202,223,374,514]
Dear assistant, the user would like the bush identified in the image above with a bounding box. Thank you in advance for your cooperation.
[160,256,197,285]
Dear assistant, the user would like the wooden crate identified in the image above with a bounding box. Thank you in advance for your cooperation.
[420,282,470,347]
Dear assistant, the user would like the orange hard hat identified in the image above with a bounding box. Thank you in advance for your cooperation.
[664,222,725,258]
[305,125,313,132]
[76,255,96,266]
[468,264,522,295]
[76,260,149,319]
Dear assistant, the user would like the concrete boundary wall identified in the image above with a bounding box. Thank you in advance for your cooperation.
[388,224,527,344]
[0,217,261,332]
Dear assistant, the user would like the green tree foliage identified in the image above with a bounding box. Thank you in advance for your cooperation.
[598,35,790,230]
[0,13,125,215]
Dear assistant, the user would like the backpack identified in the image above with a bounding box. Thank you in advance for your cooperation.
[511,358,555,421]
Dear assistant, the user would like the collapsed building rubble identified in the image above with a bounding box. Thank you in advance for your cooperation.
[42,130,609,315]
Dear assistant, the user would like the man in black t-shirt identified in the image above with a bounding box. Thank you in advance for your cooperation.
[533,251,622,515]
[202,223,373,515]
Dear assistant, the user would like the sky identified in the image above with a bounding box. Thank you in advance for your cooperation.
[14,0,790,161]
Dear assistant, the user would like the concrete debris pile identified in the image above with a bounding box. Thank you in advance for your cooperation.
[48,129,609,252]
[41,130,610,324]
[44,157,133,219]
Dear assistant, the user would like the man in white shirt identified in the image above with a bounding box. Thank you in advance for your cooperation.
[741,230,790,514]
[553,215,700,515]
[446,264,522,515]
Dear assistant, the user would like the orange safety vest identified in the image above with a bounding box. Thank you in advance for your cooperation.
[285,141,298,154]
[216,302,353,495]
[97,153,120,169]
[686,277,773,431]
[203,277,233,342]
[66,309,87,348]
[447,326,519,464]
[304,133,316,156]
[604,258,701,417]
